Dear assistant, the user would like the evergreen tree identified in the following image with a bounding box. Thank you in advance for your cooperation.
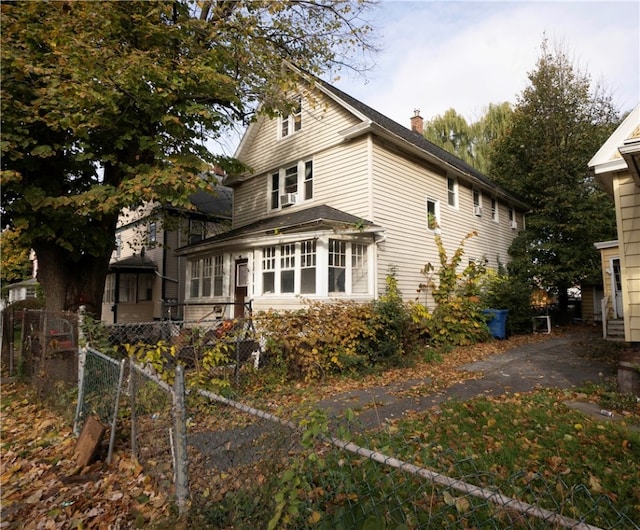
[489,39,620,319]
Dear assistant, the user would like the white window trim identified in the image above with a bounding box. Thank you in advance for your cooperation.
[446,177,458,209]
[278,97,302,139]
[255,238,372,297]
[490,197,499,222]
[426,197,441,231]
[472,189,483,217]
[268,159,313,211]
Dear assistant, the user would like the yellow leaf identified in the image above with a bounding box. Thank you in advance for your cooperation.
[307,511,322,524]
[588,475,603,493]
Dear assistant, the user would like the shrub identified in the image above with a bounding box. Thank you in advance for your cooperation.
[255,301,378,382]
[418,231,490,346]
[479,267,533,334]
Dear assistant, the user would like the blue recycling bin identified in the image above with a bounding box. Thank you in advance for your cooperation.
[483,309,508,339]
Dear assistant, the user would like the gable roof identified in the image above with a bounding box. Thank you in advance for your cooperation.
[589,104,640,193]
[164,186,233,220]
[234,69,528,209]
[175,205,380,255]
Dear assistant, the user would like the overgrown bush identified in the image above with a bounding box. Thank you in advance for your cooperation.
[417,231,491,346]
[365,271,414,366]
[255,278,414,383]
[255,301,379,382]
[479,266,533,334]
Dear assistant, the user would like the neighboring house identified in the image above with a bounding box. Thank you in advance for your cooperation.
[101,187,232,324]
[4,250,39,307]
[175,72,529,320]
[590,104,640,343]
[6,278,39,305]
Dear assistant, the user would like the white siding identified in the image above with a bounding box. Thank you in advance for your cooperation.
[232,93,362,228]
[370,141,521,304]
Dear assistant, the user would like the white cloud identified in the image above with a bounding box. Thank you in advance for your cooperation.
[336,1,640,126]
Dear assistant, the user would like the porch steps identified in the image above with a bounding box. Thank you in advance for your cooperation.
[606,319,625,341]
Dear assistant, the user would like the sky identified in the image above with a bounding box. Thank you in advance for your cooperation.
[215,0,640,155]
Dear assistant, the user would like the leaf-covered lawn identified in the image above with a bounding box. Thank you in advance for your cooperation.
[1,381,168,529]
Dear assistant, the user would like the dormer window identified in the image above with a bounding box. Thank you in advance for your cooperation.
[280,97,302,138]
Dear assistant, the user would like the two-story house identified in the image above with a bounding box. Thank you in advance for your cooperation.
[175,72,529,320]
[101,187,232,324]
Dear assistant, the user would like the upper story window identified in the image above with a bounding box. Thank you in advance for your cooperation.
[148,221,157,245]
[447,177,458,208]
[189,219,207,244]
[472,189,483,217]
[491,198,498,222]
[426,197,440,231]
[509,207,517,229]
[269,160,313,210]
[280,97,302,138]
[115,235,122,258]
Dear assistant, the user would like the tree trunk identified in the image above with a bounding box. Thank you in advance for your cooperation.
[33,242,113,319]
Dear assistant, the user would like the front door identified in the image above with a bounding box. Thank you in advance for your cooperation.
[611,258,624,319]
[234,259,248,318]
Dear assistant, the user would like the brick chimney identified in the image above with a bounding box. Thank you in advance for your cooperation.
[410,109,423,134]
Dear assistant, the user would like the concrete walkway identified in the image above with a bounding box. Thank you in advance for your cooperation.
[316,329,621,429]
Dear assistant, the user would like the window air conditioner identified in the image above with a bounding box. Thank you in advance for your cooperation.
[510,220,518,229]
[280,193,297,207]
[473,206,483,217]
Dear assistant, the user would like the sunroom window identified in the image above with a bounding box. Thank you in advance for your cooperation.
[328,240,347,293]
[301,240,316,294]
[280,244,295,293]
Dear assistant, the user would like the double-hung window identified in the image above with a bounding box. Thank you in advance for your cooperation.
[280,244,295,293]
[300,240,316,294]
[284,165,298,195]
[473,189,483,216]
[447,177,458,208]
[280,98,302,138]
[190,260,201,298]
[328,240,347,293]
[213,256,224,296]
[262,247,276,294]
[119,273,137,302]
[202,257,213,297]
[426,197,440,231]
[269,160,313,210]
[491,198,498,222]
[189,256,224,298]
[351,243,368,294]
[148,222,157,245]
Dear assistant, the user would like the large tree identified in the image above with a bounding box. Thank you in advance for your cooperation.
[1,0,377,316]
[489,39,619,318]
[422,102,513,174]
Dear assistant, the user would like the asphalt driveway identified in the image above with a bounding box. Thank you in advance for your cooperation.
[316,328,619,428]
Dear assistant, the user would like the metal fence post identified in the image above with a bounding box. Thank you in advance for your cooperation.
[173,365,189,514]
[106,358,126,465]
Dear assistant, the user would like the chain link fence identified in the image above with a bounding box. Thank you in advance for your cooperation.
[2,309,80,420]
[74,347,126,463]
[6,311,638,528]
